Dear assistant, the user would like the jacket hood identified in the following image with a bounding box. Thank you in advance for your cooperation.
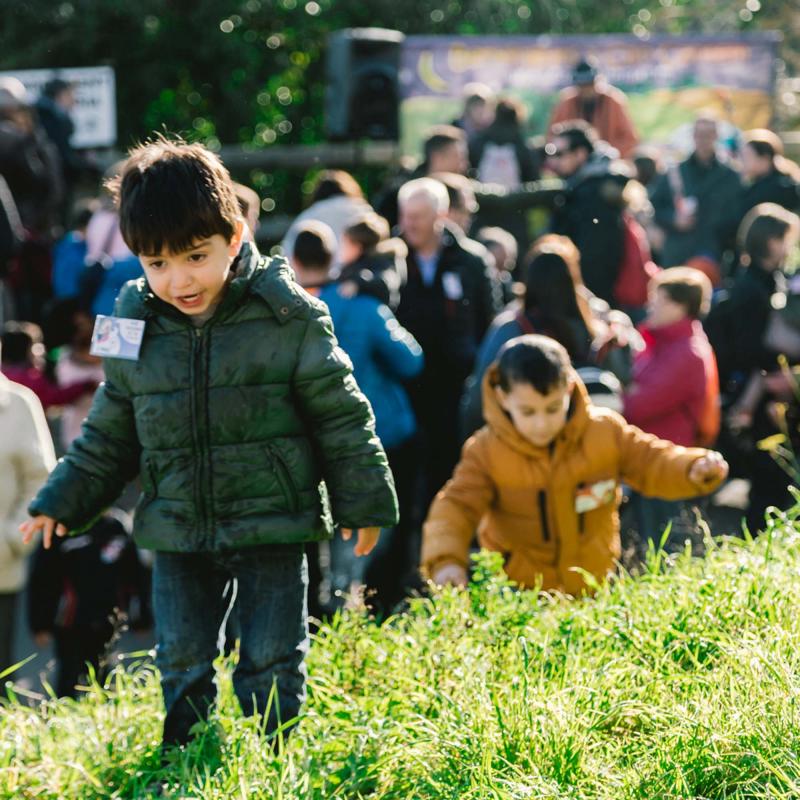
[480,362,592,457]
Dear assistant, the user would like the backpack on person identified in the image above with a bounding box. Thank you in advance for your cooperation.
[476,143,522,189]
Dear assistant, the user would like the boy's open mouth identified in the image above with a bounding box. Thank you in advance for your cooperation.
[176,291,204,307]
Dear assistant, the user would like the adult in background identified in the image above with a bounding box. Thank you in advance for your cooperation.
[718,129,800,260]
[396,178,502,512]
[450,83,494,141]
[470,97,540,189]
[35,79,92,214]
[547,120,630,305]
[0,349,55,670]
[705,204,799,531]
[282,170,372,270]
[548,57,638,159]
[650,116,740,275]
[0,78,63,322]
[375,126,563,264]
[375,126,468,228]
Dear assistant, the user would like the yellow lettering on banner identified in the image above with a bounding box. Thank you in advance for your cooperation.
[417,51,450,93]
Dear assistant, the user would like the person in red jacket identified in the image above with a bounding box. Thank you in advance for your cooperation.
[1,321,96,410]
[623,267,720,549]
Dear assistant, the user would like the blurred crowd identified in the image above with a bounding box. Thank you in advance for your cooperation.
[2,56,800,693]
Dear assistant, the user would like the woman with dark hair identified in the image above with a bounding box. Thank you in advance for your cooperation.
[281,169,372,268]
[719,130,800,255]
[460,236,634,437]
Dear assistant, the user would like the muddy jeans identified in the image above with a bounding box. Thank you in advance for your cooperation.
[152,542,308,747]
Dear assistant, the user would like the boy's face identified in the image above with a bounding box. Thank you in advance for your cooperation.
[647,287,688,329]
[495,379,573,448]
[140,225,243,315]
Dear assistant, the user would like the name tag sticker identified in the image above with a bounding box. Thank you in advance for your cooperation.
[575,479,617,514]
[442,272,463,301]
[90,315,145,360]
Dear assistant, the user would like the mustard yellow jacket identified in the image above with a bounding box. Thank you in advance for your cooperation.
[422,367,722,595]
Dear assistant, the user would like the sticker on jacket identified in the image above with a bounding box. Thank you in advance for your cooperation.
[575,479,617,514]
[442,272,463,301]
[90,315,145,360]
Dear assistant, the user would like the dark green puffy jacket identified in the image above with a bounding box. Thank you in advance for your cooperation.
[29,245,399,552]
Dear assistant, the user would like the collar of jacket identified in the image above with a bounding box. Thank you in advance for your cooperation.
[115,241,306,326]
[480,363,591,458]
[743,262,780,293]
[687,152,720,172]
[639,317,697,348]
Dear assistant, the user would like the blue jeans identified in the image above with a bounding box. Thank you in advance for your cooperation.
[152,542,309,747]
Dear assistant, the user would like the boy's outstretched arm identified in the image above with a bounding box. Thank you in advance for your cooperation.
[422,432,496,586]
[293,307,398,531]
[616,416,728,499]
[25,375,141,538]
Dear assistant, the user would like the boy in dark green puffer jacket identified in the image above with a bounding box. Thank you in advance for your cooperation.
[21,138,398,751]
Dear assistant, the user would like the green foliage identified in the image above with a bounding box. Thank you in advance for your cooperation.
[1,0,789,150]
[4,509,800,797]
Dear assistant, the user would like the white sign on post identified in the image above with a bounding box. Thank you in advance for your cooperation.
[0,66,116,149]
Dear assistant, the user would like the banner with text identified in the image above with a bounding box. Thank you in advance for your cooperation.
[399,33,780,159]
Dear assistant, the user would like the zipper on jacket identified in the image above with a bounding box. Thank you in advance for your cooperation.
[267,445,300,513]
[579,512,586,536]
[538,490,551,543]
[190,328,210,546]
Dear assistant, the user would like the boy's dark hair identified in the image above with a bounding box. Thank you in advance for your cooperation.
[2,320,42,364]
[496,334,571,395]
[344,213,389,255]
[550,120,597,156]
[293,222,334,271]
[107,137,240,256]
[738,202,800,265]
[423,125,466,166]
[310,170,364,203]
[652,267,712,319]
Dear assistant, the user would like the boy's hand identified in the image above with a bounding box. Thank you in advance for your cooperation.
[431,563,468,588]
[689,452,729,489]
[341,527,381,556]
[19,516,68,549]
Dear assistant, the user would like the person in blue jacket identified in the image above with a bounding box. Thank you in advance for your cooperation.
[305,216,425,617]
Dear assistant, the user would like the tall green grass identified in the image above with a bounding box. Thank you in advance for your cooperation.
[3,507,800,799]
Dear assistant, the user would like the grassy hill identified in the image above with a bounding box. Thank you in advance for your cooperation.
[3,509,800,799]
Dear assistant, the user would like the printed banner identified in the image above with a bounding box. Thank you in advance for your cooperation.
[399,33,780,158]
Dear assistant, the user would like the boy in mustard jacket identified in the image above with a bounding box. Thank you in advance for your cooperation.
[422,335,728,595]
